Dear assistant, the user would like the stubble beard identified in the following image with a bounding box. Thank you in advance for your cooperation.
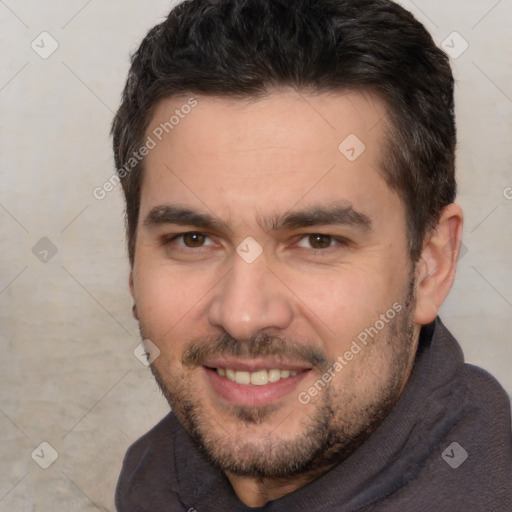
[143,274,417,479]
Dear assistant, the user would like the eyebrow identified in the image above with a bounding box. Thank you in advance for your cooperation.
[269,204,372,232]
[143,203,372,234]
[143,205,227,232]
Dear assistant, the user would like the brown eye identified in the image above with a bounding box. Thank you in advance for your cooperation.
[182,232,207,247]
[308,234,333,249]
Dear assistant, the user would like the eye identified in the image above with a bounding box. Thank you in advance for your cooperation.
[182,232,207,247]
[296,234,337,250]
[168,232,214,248]
[296,233,349,250]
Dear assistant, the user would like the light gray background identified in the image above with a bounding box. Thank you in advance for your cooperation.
[0,1,511,510]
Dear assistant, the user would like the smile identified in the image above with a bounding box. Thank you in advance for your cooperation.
[203,362,311,407]
[215,367,300,385]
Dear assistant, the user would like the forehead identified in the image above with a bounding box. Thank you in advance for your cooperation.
[146,88,387,160]
[139,89,402,231]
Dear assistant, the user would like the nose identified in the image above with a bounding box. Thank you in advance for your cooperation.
[207,253,294,341]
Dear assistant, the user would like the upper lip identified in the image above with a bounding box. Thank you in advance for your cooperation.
[202,358,312,373]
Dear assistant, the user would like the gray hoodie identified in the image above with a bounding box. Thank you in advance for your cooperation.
[116,318,512,511]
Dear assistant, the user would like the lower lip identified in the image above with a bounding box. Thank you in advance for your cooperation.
[204,367,310,407]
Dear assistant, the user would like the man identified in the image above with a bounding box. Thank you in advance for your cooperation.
[112,0,512,510]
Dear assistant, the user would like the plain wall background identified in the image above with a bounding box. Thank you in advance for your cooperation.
[0,1,511,510]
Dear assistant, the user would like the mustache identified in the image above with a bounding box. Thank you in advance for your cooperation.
[182,332,328,370]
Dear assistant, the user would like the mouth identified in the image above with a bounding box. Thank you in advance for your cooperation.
[202,359,312,407]
[214,367,299,385]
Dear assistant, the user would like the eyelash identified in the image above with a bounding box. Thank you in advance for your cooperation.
[162,232,350,252]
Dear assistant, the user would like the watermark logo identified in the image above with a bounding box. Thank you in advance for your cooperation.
[338,134,366,162]
[32,237,58,263]
[441,32,469,60]
[236,237,263,264]
[31,32,59,59]
[441,442,468,469]
[31,441,59,469]
[133,339,161,367]
[504,187,512,200]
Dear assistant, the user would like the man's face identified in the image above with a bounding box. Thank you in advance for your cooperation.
[131,90,421,477]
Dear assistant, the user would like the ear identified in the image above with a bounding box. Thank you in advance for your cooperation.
[413,203,464,325]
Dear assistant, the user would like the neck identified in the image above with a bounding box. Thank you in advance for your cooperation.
[225,464,336,507]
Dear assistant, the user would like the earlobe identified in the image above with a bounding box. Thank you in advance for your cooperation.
[413,203,464,325]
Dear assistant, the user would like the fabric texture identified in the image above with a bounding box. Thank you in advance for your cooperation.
[116,317,512,511]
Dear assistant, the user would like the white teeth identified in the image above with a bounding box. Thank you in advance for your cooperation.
[215,367,300,385]
[250,370,268,386]
[234,371,251,385]
[268,369,281,383]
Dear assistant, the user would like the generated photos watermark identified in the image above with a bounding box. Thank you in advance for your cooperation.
[93,97,198,200]
[298,302,403,405]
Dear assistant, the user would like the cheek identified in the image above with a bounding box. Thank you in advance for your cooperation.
[133,260,212,339]
[287,264,402,346]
